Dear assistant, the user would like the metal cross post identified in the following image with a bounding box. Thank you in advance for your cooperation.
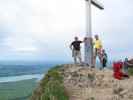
[84,0,104,66]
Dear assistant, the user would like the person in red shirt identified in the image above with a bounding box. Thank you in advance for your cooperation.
[113,61,129,80]
[113,61,123,80]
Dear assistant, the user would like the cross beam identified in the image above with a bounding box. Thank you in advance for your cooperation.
[86,0,104,9]
[91,0,104,9]
[84,0,104,66]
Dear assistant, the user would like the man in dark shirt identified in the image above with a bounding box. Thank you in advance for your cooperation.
[70,37,83,64]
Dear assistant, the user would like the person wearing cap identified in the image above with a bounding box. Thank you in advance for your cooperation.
[70,37,83,64]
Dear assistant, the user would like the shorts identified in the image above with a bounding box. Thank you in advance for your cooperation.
[72,50,81,58]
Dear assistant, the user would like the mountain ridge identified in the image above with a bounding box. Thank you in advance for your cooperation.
[30,64,133,100]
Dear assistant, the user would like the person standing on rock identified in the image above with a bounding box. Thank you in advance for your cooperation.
[70,37,83,64]
[101,49,108,69]
[123,58,133,75]
[93,35,103,67]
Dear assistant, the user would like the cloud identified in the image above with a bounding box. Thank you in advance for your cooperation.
[0,0,133,61]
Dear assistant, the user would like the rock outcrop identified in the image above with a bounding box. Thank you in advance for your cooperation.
[31,64,133,100]
[60,64,133,100]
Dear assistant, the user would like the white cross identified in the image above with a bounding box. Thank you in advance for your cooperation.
[84,0,104,66]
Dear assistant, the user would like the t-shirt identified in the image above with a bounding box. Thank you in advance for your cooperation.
[71,41,82,51]
[94,40,102,49]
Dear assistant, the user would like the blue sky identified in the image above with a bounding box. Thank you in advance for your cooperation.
[0,0,133,61]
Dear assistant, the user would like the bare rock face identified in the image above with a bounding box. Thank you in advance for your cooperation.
[60,64,133,100]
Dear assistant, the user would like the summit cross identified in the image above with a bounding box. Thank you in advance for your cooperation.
[84,0,104,66]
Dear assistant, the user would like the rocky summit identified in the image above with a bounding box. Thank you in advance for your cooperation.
[31,64,133,100]
[61,64,133,100]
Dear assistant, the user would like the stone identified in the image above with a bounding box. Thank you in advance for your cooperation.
[61,64,133,100]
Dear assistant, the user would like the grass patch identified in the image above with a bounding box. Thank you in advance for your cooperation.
[31,65,69,100]
[128,68,133,76]
[0,79,36,100]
